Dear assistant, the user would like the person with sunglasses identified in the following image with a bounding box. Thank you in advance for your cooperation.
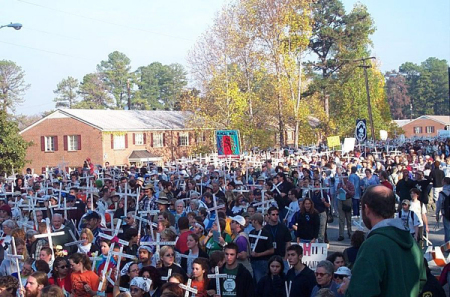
[157,246,187,284]
[263,207,292,262]
[48,257,72,294]
[311,260,342,297]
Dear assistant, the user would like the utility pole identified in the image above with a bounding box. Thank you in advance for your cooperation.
[357,57,376,142]
[127,79,131,110]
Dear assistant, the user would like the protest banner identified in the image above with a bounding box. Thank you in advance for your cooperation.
[216,130,240,158]
[327,136,340,148]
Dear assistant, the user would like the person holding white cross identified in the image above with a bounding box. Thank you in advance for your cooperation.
[207,242,254,297]
[248,213,274,284]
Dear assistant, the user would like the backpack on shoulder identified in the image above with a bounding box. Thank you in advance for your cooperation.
[442,192,450,220]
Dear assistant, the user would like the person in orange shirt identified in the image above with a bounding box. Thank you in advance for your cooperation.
[190,258,209,297]
[69,253,100,297]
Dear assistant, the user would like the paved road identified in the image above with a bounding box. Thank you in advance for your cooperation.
[325,208,449,293]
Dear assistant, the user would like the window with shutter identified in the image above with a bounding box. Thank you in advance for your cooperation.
[179,132,189,146]
[135,133,144,145]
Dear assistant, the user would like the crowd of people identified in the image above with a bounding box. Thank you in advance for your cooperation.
[0,138,449,297]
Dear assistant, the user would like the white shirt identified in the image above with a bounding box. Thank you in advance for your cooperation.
[409,200,427,227]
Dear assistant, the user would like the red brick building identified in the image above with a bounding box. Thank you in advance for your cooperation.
[394,115,450,138]
[20,109,212,173]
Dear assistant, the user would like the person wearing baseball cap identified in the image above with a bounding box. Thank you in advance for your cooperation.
[230,215,253,275]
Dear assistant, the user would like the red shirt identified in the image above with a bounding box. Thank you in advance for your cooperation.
[175,230,193,254]
[49,274,72,293]
[381,180,394,191]
[191,279,207,297]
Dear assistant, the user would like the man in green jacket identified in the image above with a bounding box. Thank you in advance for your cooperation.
[345,185,426,297]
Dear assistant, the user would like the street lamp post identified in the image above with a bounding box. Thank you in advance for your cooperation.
[0,23,22,30]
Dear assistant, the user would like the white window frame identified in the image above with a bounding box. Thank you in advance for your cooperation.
[68,135,79,151]
[153,133,164,148]
[414,127,422,134]
[135,133,144,145]
[114,134,126,150]
[45,136,55,152]
[425,126,435,134]
[180,132,189,146]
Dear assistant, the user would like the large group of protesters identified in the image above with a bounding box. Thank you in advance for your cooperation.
[0,137,449,297]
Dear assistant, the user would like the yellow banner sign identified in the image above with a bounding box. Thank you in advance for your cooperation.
[327,136,340,147]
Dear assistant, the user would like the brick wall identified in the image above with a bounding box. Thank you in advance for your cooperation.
[20,117,103,173]
[401,119,446,138]
[21,116,214,171]
[102,130,211,166]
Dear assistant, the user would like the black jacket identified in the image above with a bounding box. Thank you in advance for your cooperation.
[285,265,317,297]
[208,263,254,297]
[295,211,320,241]
[256,274,286,297]
[180,249,209,273]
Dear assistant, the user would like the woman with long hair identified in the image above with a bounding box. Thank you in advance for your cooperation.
[0,238,28,276]
[295,197,320,243]
[48,257,72,293]
[157,246,187,283]
[180,234,209,276]
[69,253,99,297]
[190,258,209,297]
[256,255,286,297]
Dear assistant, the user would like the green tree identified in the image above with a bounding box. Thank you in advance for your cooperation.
[53,76,79,108]
[0,111,31,175]
[331,61,392,139]
[136,62,187,110]
[0,60,30,113]
[307,0,375,118]
[76,73,113,109]
[399,58,449,116]
[97,51,133,109]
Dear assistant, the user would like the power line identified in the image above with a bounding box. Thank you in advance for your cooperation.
[0,40,93,60]
[25,27,82,41]
[17,0,193,42]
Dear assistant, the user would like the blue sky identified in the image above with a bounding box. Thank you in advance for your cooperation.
[1,0,449,116]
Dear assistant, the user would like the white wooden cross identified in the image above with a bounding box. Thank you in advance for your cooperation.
[55,198,77,221]
[284,206,296,221]
[89,254,103,271]
[207,266,227,296]
[249,229,268,252]
[97,243,115,292]
[272,182,283,195]
[106,245,127,286]
[179,279,198,297]
[208,194,225,233]
[33,218,65,261]
[98,219,129,246]
[161,268,172,281]
[65,229,86,250]
[285,280,292,297]
[132,214,158,242]
[9,239,24,295]
[140,233,178,262]
[176,251,198,263]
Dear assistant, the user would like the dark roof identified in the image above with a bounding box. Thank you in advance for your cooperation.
[129,150,158,159]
